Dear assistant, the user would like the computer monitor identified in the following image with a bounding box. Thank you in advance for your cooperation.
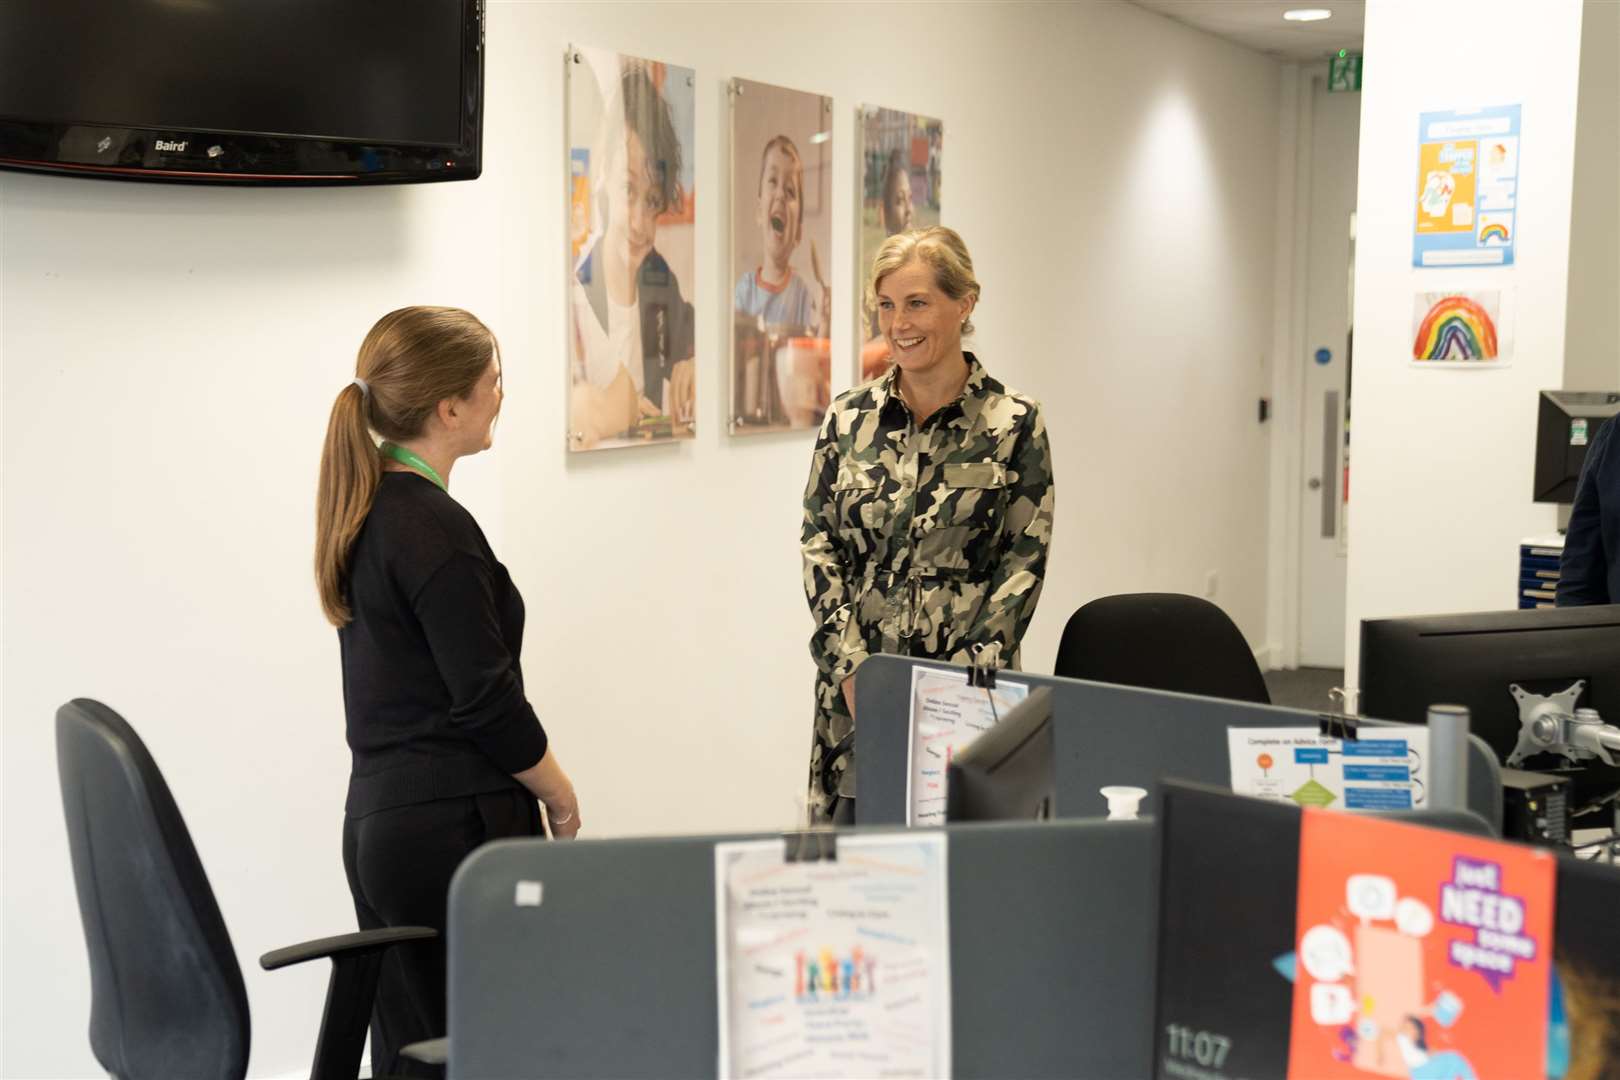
[1360,605,1620,815]
[1152,782,1620,1080]
[945,687,1055,822]
[1534,390,1618,503]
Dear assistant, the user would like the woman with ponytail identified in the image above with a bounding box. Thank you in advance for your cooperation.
[315,306,579,1077]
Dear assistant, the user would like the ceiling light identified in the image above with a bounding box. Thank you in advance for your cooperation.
[1283,8,1333,21]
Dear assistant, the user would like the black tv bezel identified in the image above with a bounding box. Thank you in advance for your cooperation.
[0,0,484,186]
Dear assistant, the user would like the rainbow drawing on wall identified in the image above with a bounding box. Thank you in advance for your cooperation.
[1479,222,1511,244]
[1412,293,1500,362]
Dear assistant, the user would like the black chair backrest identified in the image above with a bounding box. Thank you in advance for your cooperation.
[1053,593,1271,705]
[56,699,250,1080]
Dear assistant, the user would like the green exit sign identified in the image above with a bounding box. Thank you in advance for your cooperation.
[1330,52,1363,92]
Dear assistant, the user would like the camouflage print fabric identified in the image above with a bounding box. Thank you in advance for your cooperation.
[800,353,1055,811]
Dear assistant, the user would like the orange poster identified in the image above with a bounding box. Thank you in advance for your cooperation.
[1287,808,1555,1079]
[1414,139,1478,235]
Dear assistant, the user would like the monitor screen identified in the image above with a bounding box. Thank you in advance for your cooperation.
[1535,391,1619,504]
[0,1,465,145]
[1360,605,1620,815]
[0,0,480,182]
[1153,782,1620,1080]
[945,687,1055,822]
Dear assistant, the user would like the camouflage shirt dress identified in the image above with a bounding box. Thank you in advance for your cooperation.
[800,354,1055,811]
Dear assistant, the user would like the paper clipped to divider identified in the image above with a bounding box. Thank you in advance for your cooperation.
[907,665,1029,825]
[714,832,951,1078]
[1228,726,1432,811]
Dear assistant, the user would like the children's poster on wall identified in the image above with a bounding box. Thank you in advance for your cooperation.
[857,106,942,383]
[1413,105,1520,268]
[565,46,697,452]
[729,79,833,435]
[1286,808,1555,1079]
[1410,290,1511,367]
[714,832,951,1079]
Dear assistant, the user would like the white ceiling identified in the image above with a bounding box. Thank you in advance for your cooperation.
[1131,0,1366,62]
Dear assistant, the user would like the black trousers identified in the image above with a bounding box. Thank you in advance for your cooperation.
[342,788,542,1078]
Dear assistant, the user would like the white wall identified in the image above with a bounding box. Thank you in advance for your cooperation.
[1564,0,1620,392]
[1,2,1282,1075]
[1343,0,1588,691]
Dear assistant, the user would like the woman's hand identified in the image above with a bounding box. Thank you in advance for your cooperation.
[514,750,581,839]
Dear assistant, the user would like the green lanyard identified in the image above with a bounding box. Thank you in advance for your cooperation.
[380,442,447,491]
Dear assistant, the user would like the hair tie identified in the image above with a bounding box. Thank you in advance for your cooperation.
[351,376,370,397]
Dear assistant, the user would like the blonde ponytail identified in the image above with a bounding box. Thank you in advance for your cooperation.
[314,382,382,626]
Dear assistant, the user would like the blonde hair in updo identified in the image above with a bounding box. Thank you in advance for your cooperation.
[866,226,981,335]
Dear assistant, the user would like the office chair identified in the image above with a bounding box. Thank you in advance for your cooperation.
[1053,593,1271,705]
[55,698,436,1080]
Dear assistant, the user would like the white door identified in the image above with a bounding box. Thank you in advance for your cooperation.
[1297,76,1359,667]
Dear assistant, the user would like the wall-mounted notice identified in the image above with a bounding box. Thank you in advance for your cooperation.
[1228,727,1431,811]
[907,665,1028,826]
[1413,104,1521,267]
[715,832,951,1079]
[1287,808,1555,1078]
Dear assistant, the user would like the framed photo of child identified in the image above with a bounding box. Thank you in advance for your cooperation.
[565,45,698,452]
[857,106,942,383]
[728,77,833,435]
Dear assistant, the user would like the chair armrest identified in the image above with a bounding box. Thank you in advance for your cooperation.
[400,1037,449,1066]
[258,926,437,971]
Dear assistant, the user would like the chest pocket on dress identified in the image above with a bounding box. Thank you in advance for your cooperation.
[832,463,889,540]
[914,460,1010,571]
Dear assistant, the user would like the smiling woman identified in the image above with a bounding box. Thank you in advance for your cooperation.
[798,227,1056,821]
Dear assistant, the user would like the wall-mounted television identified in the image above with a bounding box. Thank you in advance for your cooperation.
[0,0,483,185]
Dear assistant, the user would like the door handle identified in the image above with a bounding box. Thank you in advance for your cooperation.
[1320,390,1339,537]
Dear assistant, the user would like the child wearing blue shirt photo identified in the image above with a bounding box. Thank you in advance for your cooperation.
[735,135,827,333]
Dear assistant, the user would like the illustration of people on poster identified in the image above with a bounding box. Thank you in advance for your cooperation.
[730,79,833,434]
[857,106,941,382]
[1287,808,1555,1079]
[715,833,951,1079]
[566,46,697,451]
[1413,105,1520,267]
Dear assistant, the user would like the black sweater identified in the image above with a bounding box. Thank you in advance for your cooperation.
[339,472,548,817]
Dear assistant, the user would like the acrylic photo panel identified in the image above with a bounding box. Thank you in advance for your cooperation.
[857,106,941,383]
[728,78,833,435]
[565,45,697,452]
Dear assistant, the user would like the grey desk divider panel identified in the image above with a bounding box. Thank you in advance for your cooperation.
[447,819,1156,1079]
[853,655,1504,830]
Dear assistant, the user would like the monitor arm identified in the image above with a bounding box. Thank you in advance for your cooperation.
[1508,681,1618,767]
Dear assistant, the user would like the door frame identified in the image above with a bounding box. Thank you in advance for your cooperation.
[1265,64,1338,673]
